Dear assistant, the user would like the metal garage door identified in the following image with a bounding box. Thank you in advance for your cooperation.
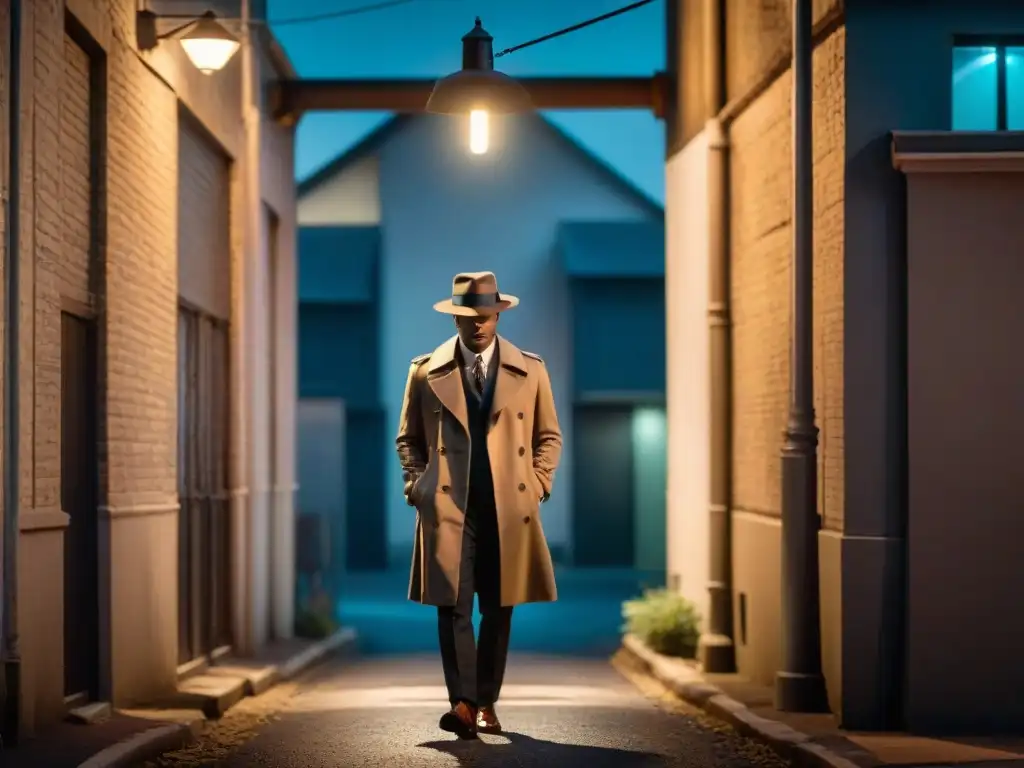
[177,113,232,665]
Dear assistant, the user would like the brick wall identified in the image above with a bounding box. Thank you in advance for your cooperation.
[725,0,842,99]
[728,1,846,530]
[103,5,180,512]
[0,0,297,728]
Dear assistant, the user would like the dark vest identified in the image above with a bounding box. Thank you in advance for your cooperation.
[458,345,499,515]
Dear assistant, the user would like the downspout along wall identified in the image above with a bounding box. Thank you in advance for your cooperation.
[701,0,735,674]
[1,0,24,745]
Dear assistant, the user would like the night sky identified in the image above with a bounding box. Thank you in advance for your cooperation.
[268,0,666,204]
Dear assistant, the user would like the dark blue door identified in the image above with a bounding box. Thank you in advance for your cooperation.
[572,403,635,567]
[345,407,388,571]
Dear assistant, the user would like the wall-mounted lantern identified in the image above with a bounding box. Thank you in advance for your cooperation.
[137,8,241,75]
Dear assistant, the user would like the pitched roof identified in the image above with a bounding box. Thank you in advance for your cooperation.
[296,113,663,216]
[558,220,665,278]
[298,225,380,303]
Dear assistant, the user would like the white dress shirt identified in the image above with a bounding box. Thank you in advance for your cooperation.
[458,337,497,382]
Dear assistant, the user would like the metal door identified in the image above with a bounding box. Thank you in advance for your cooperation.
[177,306,232,664]
[62,312,100,701]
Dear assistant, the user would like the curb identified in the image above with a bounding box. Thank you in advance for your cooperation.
[76,722,196,768]
[77,627,359,768]
[620,634,868,768]
[279,626,358,681]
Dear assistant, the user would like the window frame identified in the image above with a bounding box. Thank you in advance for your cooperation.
[955,35,1024,130]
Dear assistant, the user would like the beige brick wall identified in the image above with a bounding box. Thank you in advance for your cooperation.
[60,33,93,308]
[728,17,846,530]
[103,12,180,512]
[725,0,843,100]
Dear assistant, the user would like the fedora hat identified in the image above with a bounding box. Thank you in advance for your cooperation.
[433,271,519,316]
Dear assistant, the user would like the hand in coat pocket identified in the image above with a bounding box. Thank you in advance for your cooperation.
[531,470,546,503]
[403,470,424,507]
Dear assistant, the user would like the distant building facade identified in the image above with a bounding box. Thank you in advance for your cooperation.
[296,114,666,573]
[665,0,1024,735]
[0,0,298,738]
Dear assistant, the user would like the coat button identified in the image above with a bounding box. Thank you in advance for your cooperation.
[518,446,525,456]
[517,412,524,419]
[441,485,450,493]
[438,446,446,455]
[518,482,526,491]
[523,516,531,524]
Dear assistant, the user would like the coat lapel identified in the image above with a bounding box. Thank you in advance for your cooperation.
[426,335,469,434]
[490,336,528,425]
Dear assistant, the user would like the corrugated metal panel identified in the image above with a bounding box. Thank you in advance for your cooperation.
[178,115,231,319]
[60,34,92,308]
[559,221,665,278]
[298,226,380,303]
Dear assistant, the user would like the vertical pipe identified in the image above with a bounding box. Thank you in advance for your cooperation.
[231,0,260,653]
[774,0,828,713]
[1,0,23,745]
[701,0,735,674]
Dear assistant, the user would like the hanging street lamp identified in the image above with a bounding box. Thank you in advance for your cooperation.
[426,18,532,155]
[425,0,657,155]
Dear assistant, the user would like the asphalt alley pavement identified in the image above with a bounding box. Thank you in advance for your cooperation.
[145,652,790,768]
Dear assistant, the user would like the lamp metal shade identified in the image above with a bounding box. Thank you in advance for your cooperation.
[180,11,240,74]
[425,17,534,115]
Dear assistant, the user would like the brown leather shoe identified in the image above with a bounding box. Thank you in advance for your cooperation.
[439,701,478,739]
[476,706,501,734]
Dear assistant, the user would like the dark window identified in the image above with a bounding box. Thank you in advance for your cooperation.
[953,42,1024,130]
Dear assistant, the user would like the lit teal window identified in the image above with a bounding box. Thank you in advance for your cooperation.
[953,43,1024,130]
[953,46,998,129]
[1008,47,1024,129]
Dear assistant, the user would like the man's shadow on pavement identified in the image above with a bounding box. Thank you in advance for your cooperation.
[418,731,667,766]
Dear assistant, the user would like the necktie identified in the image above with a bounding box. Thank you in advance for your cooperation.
[472,355,486,395]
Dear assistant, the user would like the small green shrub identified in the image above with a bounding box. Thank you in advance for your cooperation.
[622,587,700,658]
[294,608,337,640]
[294,571,338,639]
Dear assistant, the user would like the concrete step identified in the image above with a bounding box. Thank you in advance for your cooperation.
[205,661,279,696]
[66,701,113,725]
[167,674,248,719]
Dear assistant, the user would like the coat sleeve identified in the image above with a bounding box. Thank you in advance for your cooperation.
[531,360,562,501]
[396,361,428,504]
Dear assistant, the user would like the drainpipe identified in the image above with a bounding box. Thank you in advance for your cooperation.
[699,0,735,675]
[774,0,828,713]
[1,0,23,745]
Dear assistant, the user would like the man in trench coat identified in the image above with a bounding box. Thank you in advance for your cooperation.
[395,271,562,739]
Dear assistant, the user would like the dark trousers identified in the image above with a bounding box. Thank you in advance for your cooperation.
[437,503,513,709]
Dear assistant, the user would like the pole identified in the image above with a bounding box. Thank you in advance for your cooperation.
[1,0,24,745]
[774,0,828,713]
[700,0,735,674]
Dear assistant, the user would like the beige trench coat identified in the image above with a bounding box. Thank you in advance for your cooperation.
[395,334,562,607]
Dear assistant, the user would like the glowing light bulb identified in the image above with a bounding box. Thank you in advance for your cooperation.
[181,37,240,74]
[178,13,240,74]
[469,110,489,155]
